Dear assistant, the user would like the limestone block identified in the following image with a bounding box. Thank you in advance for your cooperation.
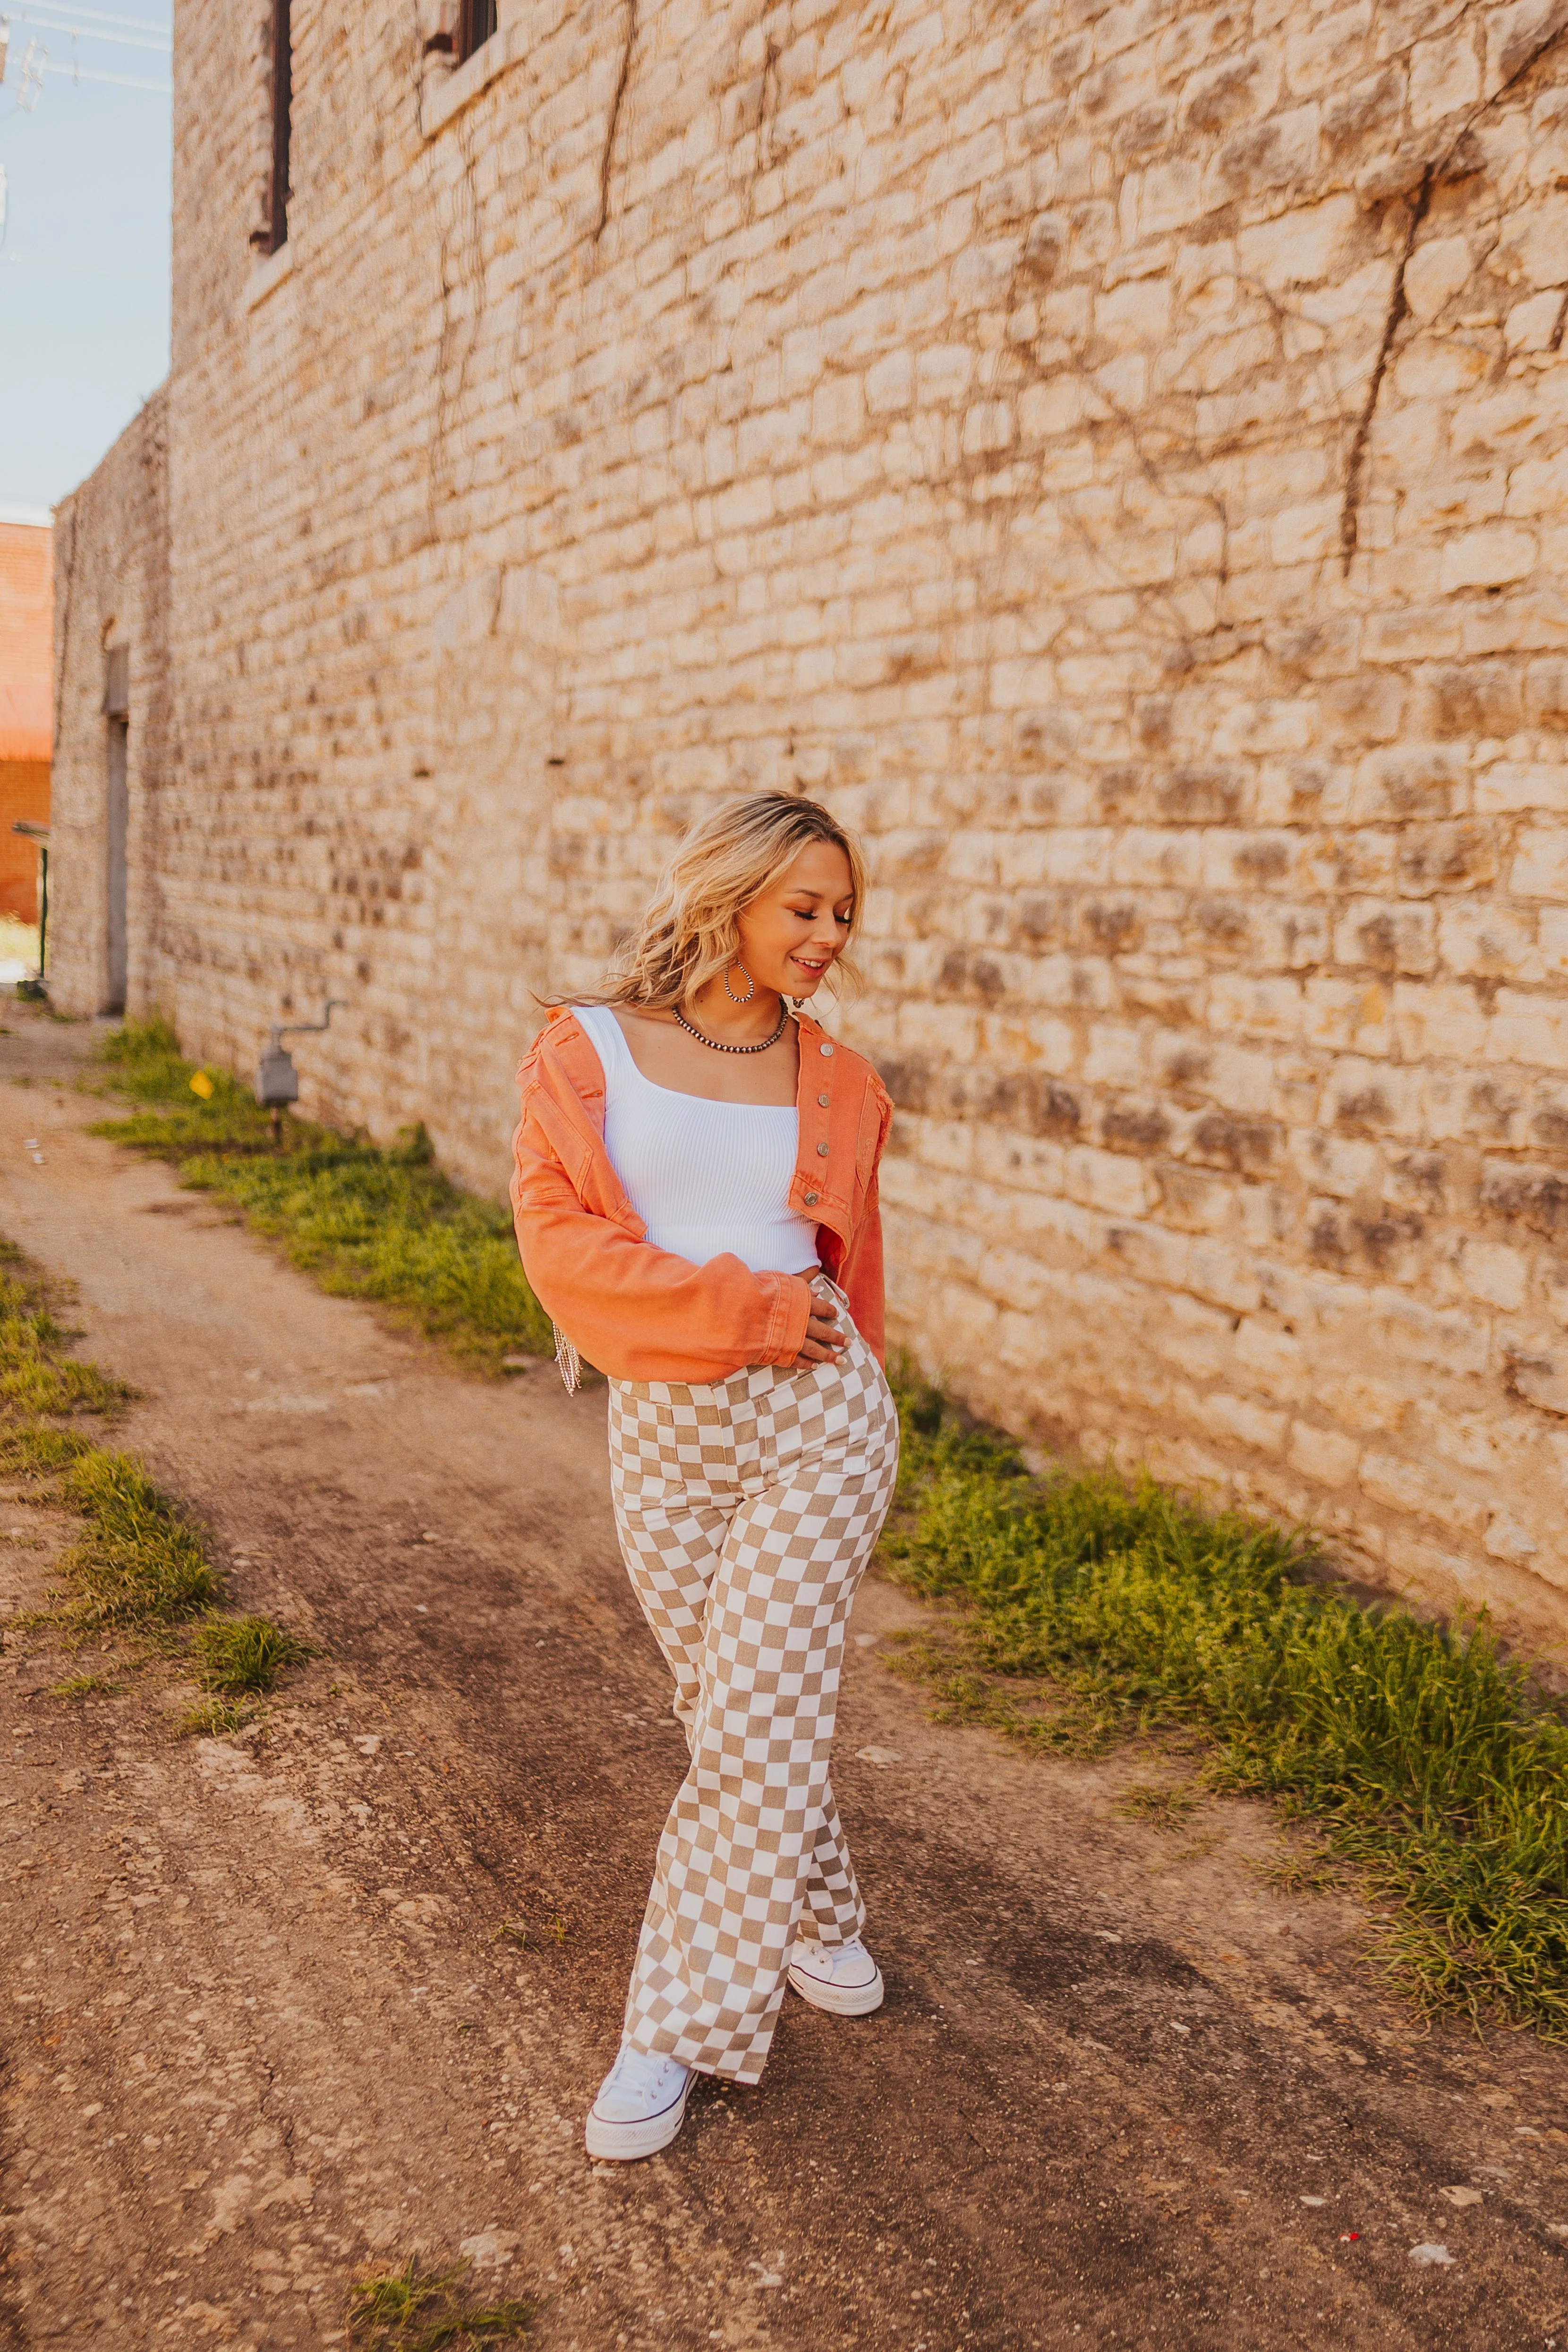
[1287,1420,1363,1486]
[1438,901,1541,981]
[1369,1288,1490,1377]
[1410,28,1483,127]
[1508,1346,1568,1415]
[1285,13,1372,100]
[1404,235,1478,322]
[1187,1385,1289,1455]
[1314,1372,1411,1436]
[1290,1129,1382,1199]
[1361,1452,1488,1534]
[1440,525,1538,592]
[1390,980,1489,1063]
[1506,452,1568,517]
[1332,899,1438,975]
[1506,290,1566,349]
[1499,189,1568,290]
[1459,1237,1528,1310]
[1234,1313,1307,1398]
[1491,991,1568,1074]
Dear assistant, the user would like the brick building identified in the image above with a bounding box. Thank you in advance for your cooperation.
[51,0,1568,1638]
[0,509,53,926]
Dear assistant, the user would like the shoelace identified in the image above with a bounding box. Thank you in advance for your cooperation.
[601,2046,686,2113]
[801,1938,869,1975]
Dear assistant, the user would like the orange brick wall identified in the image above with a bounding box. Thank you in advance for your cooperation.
[0,520,52,693]
[0,763,49,923]
[0,519,52,921]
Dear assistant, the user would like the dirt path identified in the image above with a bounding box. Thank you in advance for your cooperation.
[1,1007,1566,2352]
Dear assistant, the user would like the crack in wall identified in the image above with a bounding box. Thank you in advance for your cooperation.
[1338,13,1568,574]
[1338,165,1434,579]
[756,30,783,182]
[592,0,639,248]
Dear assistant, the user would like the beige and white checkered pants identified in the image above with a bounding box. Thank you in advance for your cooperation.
[607,1294,899,2084]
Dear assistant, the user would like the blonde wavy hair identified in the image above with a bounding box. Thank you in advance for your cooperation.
[563,792,869,1013]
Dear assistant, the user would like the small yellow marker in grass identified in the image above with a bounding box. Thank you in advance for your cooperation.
[189,1070,214,1100]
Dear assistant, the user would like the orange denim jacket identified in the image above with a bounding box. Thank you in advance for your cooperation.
[510,1005,893,1385]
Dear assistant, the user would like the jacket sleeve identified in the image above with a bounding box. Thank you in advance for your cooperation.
[510,1074,813,1385]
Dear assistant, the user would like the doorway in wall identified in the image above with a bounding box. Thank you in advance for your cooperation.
[105,645,129,1014]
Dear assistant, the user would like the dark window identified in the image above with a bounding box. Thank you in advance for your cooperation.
[254,0,291,255]
[459,0,497,61]
[103,645,130,720]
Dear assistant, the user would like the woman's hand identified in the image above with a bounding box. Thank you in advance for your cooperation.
[792,1281,847,1368]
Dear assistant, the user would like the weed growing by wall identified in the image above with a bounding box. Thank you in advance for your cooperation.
[885,1377,1568,2040]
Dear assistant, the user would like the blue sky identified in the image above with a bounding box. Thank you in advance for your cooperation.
[0,1,172,517]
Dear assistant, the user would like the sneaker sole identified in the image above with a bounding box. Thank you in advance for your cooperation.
[786,1960,885,2017]
[584,2079,691,2162]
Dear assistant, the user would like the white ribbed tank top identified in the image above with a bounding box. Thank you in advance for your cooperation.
[573,1005,821,1276]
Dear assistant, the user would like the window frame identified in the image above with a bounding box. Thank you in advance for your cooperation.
[457,0,498,63]
[254,0,292,256]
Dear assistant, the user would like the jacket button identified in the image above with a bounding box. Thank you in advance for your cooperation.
[816,1141,830,1156]
[818,1091,830,1107]
[804,1190,819,1205]
[820,1043,833,1056]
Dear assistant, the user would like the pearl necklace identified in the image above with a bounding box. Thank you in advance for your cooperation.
[673,1001,790,1054]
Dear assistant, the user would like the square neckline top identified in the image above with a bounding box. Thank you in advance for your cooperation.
[572,1003,821,1277]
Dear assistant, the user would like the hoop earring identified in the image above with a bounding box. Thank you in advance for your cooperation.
[724,963,756,1005]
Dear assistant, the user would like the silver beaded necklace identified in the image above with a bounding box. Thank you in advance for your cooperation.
[673,1002,790,1054]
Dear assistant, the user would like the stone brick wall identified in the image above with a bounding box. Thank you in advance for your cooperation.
[51,392,170,1012]
[51,0,1568,1637]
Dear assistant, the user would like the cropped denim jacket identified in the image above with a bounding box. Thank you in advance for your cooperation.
[510,1005,892,1385]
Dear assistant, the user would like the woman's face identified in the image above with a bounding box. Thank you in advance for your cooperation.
[733,840,856,1001]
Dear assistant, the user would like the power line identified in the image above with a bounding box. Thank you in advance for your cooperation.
[12,16,171,55]
[38,57,170,90]
[8,4,168,42]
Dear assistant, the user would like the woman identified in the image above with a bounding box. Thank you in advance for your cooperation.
[510,792,900,2163]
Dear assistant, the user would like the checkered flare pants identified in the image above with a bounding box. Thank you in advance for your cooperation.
[607,1294,900,2084]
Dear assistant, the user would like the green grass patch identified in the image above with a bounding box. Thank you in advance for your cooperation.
[175,1695,257,1740]
[89,1019,554,1374]
[884,1375,1568,2039]
[1251,1846,1348,1898]
[0,1229,307,1716]
[54,1448,219,1632]
[48,1672,126,1699]
[348,2258,532,2350]
[0,1239,214,1643]
[190,1611,307,1694]
[0,1249,132,1450]
[1112,1779,1203,1832]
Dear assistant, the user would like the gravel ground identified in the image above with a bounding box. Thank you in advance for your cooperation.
[1,1004,1566,2352]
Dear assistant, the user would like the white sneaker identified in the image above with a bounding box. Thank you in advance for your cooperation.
[787,1934,885,2017]
[584,2043,692,2162]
